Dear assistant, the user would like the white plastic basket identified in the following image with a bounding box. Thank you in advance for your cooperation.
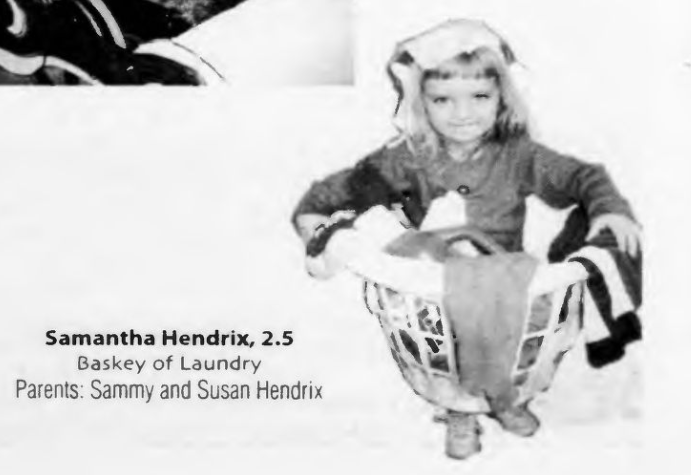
[360,227,587,413]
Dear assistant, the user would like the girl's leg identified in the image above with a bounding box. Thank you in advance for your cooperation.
[445,411,482,460]
[432,405,449,423]
[489,401,540,437]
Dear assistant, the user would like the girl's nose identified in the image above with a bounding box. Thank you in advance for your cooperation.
[453,101,473,120]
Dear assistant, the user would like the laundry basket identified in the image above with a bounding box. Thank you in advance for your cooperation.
[361,226,586,413]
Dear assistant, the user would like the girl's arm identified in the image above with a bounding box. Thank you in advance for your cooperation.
[520,140,635,221]
[296,211,356,279]
[292,167,357,233]
[291,142,418,234]
[291,166,362,280]
[291,143,421,278]
[520,140,640,254]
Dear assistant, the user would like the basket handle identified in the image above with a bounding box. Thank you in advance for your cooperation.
[430,226,505,255]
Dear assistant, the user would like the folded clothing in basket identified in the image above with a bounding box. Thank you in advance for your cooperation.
[548,206,642,368]
[568,230,642,368]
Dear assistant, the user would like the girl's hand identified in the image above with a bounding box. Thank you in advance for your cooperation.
[296,211,356,279]
[586,213,642,256]
[295,211,358,245]
[295,213,331,245]
[328,210,357,225]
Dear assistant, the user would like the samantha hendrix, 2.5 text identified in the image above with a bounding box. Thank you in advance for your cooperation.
[45,329,295,347]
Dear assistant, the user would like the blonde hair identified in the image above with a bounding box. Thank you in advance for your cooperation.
[390,46,530,163]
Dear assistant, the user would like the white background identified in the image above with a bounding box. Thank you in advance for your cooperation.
[0,0,689,473]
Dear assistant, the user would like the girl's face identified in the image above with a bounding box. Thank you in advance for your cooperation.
[422,76,500,149]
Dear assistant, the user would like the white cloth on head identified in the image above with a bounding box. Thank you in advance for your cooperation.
[397,19,509,70]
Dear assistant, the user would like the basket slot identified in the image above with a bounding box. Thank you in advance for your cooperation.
[513,282,584,401]
[517,336,544,370]
[513,371,529,386]
[527,294,552,332]
[558,284,576,323]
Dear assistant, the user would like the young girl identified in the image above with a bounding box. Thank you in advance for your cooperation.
[292,19,641,459]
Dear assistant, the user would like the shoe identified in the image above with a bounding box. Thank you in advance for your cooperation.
[432,406,448,423]
[490,403,540,437]
[445,411,482,460]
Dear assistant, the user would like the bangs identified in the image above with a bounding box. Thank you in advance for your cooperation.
[422,47,505,82]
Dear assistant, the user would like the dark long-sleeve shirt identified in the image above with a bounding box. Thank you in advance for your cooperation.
[292,136,634,252]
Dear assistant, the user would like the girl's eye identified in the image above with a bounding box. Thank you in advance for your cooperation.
[474,93,491,100]
[432,96,449,104]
